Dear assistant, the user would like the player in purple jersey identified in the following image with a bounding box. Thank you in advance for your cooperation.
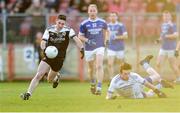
[107,12,128,80]
[78,4,109,95]
[156,11,180,83]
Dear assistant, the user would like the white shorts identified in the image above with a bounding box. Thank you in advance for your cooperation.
[85,47,105,61]
[159,49,175,58]
[107,49,125,59]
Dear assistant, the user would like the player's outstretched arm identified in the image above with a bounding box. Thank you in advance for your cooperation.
[116,34,128,40]
[78,34,96,46]
[106,92,117,100]
[40,40,47,50]
[73,36,84,59]
[144,81,167,98]
[166,32,178,39]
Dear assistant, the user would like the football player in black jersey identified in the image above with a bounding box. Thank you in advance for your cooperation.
[21,14,84,100]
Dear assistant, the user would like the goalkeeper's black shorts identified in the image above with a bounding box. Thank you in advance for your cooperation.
[43,57,64,72]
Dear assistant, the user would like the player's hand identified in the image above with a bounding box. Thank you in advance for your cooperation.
[80,48,84,59]
[175,50,179,58]
[43,48,47,57]
[105,40,109,47]
[106,95,117,100]
[154,89,167,98]
[155,39,161,44]
[86,39,96,46]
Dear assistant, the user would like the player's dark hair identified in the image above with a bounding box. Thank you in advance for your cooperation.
[58,14,66,21]
[120,62,132,73]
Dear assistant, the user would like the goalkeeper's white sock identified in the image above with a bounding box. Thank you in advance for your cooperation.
[144,63,161,83]
[27,77,40,95]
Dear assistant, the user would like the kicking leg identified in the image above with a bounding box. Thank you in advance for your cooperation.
[140,55,173,88]
[21,61,50,100]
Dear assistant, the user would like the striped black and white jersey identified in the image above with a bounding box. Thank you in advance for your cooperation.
[42,25,76,58]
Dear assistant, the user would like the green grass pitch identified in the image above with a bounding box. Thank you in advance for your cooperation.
[0,82,180,112]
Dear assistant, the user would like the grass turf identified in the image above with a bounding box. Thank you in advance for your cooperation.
[0,82,180,112]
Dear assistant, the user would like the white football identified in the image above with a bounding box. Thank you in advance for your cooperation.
[45,46,58,59]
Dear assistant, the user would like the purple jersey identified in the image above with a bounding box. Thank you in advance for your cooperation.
[108,22,127,51]
[160,22,177,50]
[79,18,108,51]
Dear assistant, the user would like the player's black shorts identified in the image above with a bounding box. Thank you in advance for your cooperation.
[42,57,64,72]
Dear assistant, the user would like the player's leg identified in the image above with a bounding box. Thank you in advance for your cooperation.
[87,60,96,94]
[50,59,64,88]
[21,61,50,100]
[107,56,115,79]
[47,69,59,86]
[156,50,167,75]
[107,49,115,80]
[95,47,105,95]
[168,56,180,83]
[116,50,125,71]
[85,50,96,94]
[141,55,173,88]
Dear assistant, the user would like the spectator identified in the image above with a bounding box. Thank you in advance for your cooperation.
[58,0,72,14]
[146,0,158,13]
[96,0,108,12]
[156,1,165,12]
[26,0,46,43]
[19,17,31,43]
[45,0,59,12]
[108,0,121,13]
[163,0,175,12]
[34,32,44,64]
[78,0,94,12]
[0,0,5,13]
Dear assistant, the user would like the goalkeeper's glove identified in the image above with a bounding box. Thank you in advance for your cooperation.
[80,48,84,59]
[86,39,96,46]
[106,95,117,100]
[154,89,167,98]
[175,50,179,58]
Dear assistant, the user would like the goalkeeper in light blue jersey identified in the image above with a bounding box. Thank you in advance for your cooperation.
[106,55,173,99]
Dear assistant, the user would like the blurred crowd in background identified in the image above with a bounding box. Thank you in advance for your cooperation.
[0,0,180,44]
[0,0,180,14]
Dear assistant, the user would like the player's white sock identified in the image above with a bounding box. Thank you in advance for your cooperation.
[53,75,58,82]
[96,82,102,91]
[146,66,161,83]
[142,62,150,70]
[27,78,40,95]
